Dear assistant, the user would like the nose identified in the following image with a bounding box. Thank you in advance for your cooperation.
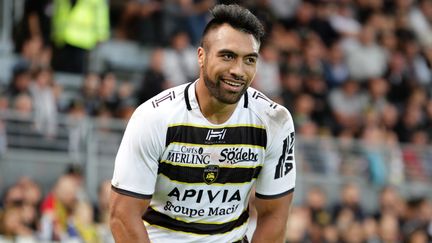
[229,60,245,80]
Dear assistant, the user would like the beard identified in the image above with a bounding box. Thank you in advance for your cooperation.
[203,69,248,105]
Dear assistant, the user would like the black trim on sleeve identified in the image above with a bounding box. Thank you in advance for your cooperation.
[255,188,294,200]
[243,92,248,108]
[184,82,193,111]
[111,185,153,199]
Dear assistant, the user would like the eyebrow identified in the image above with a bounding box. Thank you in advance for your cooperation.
[217,49,259,58]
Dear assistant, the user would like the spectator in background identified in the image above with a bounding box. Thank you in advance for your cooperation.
[328,79,368,134]
[14,36,51,74]
[115,0,163,44]
[253,42,281,100]
[300,34,326,78]
[403,37,432,86]
[366,77,390,114]
[323,41,350,88]
[360,125,388,186]
[98,72,119,116]
[385,51,414,107]
[344,25,388,82]
[283,1,338,47]
[180,0,215,46]
[137,48,169,104]
[3,67,32,105]
[374,186,405,221]
[71,201,100,242]
[332,183,365,224]
[78,73,101,116]
[162,30,198,87]
[29,68,59,138]
[279,68,303,112]
[39,174,80,241]
[0,178,42,240]
[303,72,332,129]
[51,0,110,73]
[115,81,136,120]
[305,186,332,230]
[12,0,53,51]
[328,1,361,39]
[395,101,425,143]
[268,0,300,22]
[249,0,278,33]
[408,0,432,47]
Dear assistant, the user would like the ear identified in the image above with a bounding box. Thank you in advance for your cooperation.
[197,47,205,68]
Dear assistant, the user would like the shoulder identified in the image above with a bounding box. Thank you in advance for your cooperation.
[130,83,190,126]
[246,87,293,130]
[136,83,189,114]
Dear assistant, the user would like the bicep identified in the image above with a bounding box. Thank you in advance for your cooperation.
[254,192,293,219]
[110,188,150,221]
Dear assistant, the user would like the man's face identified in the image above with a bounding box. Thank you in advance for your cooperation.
[198,24,260,104]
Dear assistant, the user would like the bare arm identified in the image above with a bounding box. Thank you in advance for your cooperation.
[109,189,151,243]
[252,193,293,243]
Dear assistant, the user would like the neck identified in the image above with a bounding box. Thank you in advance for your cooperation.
[195,78,238,124]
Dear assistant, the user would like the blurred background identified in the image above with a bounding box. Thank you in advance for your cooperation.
[0,0,431,242]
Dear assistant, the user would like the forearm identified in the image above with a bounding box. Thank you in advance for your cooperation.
[252,213,287,243]
[109,191,152,243]
[110,216,150,243]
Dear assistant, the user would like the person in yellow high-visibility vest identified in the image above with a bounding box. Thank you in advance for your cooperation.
[51,0,109,73]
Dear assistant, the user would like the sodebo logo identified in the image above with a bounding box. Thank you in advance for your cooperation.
[219,148,258,164]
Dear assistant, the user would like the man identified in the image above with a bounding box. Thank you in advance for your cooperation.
[110,4,296,243]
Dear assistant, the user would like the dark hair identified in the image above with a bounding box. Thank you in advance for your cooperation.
[201,4,265,48]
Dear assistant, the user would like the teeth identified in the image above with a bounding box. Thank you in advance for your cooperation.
[222,79,242,87]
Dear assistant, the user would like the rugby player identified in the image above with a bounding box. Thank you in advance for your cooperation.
[110,4,296,243]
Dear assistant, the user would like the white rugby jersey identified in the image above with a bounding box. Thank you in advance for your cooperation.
[112,81,296,243]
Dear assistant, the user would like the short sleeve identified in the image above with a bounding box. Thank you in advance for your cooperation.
[255,109,296,199]
[111,105,164,199]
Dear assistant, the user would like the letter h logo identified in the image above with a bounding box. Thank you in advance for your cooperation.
[206,129,226,141]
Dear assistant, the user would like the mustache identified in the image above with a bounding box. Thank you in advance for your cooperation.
[220,74,246,82]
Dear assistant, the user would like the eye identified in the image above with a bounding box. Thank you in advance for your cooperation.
[245,57,257,65]
[222,53,235,61]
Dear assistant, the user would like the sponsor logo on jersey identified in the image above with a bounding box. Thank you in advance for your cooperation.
[166,146,211,165]
[167,187,241,204]
[219,148,258,164]
[163,200,240,217]
[274,132,295,179]
[205,129,227,142]
[203,165,219,184]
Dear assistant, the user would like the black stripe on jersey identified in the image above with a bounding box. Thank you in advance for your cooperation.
[243,92,248,108]
[255,188,294,200]
[143,207,249,235]
[158,162,262,184]
[166,125,267,147]
[111,185,152,199]
[184,82,193,111]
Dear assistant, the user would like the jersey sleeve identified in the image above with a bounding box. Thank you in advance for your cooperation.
[111,104,164,199]
[255,107,296,199]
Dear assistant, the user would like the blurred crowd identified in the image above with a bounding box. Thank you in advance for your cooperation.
[1,0,432,241]
[1,0,432,145]
[0,0,431,183]
[284,183,432,242]
[0,166,114,242]
[0,171,431,242]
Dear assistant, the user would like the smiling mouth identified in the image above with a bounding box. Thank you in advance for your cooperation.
[221,79,244,88]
